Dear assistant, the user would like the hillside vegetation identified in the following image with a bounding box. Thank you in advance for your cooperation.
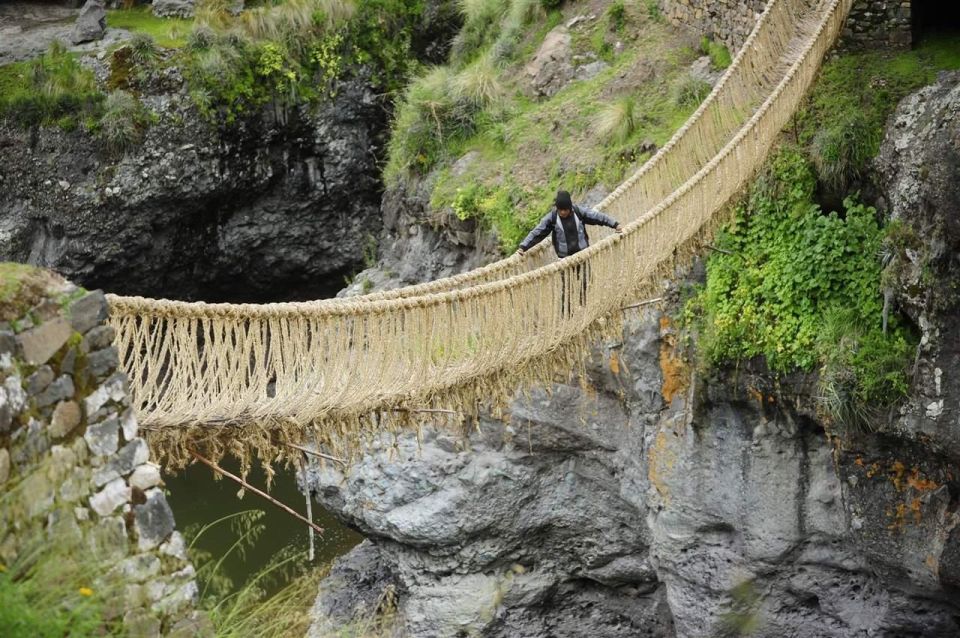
[384,0,722,250]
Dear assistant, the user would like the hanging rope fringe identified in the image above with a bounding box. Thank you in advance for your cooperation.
[106,0,853,470]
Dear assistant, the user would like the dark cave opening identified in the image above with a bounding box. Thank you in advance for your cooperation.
[913,0,960,44]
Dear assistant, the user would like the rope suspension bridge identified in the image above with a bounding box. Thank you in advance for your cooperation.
[106,0,854,468]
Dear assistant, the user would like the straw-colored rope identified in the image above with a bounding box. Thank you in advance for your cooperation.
[107,0,853,468]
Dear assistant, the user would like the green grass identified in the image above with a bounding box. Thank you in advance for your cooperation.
[798,33,960,190]
[699,36,731,70]
[107,7,193,48]
[389,3,702,251]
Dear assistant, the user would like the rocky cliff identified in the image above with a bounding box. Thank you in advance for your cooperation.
[303,70,960,638]
[0,71,385,302]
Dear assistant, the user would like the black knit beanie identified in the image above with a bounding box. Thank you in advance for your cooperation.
[555,190,573,211]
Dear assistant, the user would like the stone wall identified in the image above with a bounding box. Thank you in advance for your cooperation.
[656,0,912,54]
[0,265,205,637]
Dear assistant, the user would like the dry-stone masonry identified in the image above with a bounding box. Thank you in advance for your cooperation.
[0,266,208,637]
[657,0,912,53]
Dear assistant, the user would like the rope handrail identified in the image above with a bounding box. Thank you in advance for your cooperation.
[107,0,812,315]
[106,0,853,467]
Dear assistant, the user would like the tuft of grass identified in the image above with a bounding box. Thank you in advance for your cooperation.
[0,263,60,322]
[673,75,711,109]
[810,109,879,190]
[593,95,638,143]
[128,32,159,64]
[96,90,147,153]
[453,51,506,108]
[700,36,731,70]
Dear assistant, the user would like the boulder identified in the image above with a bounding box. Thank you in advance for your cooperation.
[152,0,196,18]
[71,0,107,45]
[524,26,573,97]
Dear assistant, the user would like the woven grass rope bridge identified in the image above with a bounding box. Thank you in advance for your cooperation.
[107,0,854,469]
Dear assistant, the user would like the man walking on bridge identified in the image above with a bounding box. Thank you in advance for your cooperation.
[515,190,622,315]
[515,190,622,259]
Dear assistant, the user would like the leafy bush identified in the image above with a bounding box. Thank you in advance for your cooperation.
[686,148,914,428]
[593,95,638,143]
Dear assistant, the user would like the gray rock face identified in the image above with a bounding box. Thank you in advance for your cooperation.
[309,302,960,636]
[71,0,107,45]
[135,488,176,551]
[524,26,574,98]
[873,70,960,459]
[0,76,388,303]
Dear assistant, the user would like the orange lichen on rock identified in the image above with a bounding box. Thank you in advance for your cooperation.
[906,468,939,492]
[609,351,620,376]
[658,316,687,404]
[648,429,678,506]
[890,461,907,491]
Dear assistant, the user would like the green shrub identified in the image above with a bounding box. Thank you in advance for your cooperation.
[644,0,662,22]
[608,0,626,32]
[593,95,638,143]
[188,24,217,51]
[129,32,159,64]
[810,109,879,190]
[541,0,563,9]
[686,147,914,429]
[452,51,505,108]
[673,75,711,109]
[700,36,731,70]
[96,89,147,152]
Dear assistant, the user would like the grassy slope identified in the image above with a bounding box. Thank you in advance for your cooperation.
[107,7,193,48]
[390,0,716,251]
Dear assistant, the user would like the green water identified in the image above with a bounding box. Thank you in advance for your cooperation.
[163,460,362,594]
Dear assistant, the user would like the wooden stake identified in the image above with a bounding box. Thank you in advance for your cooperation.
[621,297,664,311]
[706,244,735,256]
[284,442,347,466]
[391,408,459,416]
[190,450,325,536]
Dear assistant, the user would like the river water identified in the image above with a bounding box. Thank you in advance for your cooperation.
[163,459,362,593]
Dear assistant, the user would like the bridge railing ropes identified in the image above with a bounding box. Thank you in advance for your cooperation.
[107,0,853,467]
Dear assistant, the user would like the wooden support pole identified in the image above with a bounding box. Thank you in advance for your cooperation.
[391,408,459,416]
[706,244,735,256]
[190,450,325,536]
[284,442,347,466]
[621,297,664,311]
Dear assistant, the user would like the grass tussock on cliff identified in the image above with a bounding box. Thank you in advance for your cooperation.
[385,0,712,251]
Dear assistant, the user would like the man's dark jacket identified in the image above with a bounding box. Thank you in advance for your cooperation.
[519,205,619,257]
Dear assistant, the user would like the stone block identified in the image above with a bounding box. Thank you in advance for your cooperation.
[0,448,9,485]
[121,409,138,442]
[89,477,131,517]
[68,291,108,334]
[114,554,161,583]
[160,530,188,561]
[49,400,82,438]
[123,610,161,638]
[0,388,11,433]
[87,346,119,378]
[36,375,75,408]
[85,416,120,457]
[166,611,213,638]
[27,365,54,394]
[84,325,116,351]
[0,330,15,356]
[129,463,163,491]
[105,438,150,478]
[85,373,128,415]
[135,488,175,551]
[16,317,72,366]
[21,471,56,518]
